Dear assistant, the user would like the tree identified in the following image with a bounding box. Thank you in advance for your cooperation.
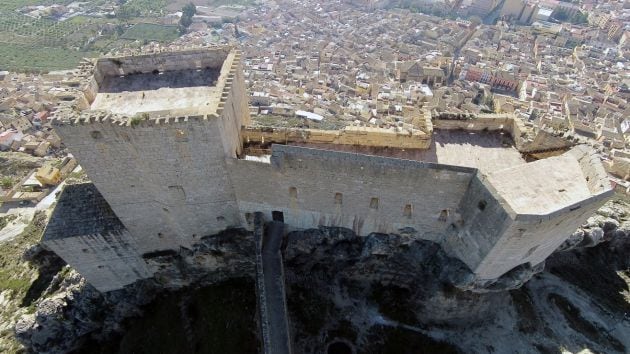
[469,16,483,26]
[115,24,125,36]
[571,12,588,25]
[552,8,569,22]
[484,94,495,111]
[1,177,14,189]
[116,6,140,20]
[182,3,197,18]
[472,91,483,105]
[180,15,193,28]
[178,3,197,35]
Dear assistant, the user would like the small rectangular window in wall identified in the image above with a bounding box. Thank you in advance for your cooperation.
[174,129,188,142]
[370,197,379,210]
[335,193,343,205]
[404,204,413,217]
[289,187,298,199]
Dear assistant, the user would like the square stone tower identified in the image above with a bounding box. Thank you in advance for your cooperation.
[51,46,250,255]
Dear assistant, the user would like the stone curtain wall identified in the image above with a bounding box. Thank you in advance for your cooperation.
[54,118,241,255]
[227,145,475,240]
[241,126,431,150]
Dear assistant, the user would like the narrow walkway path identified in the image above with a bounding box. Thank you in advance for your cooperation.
[262,221,292,354]
[255,215,292,354]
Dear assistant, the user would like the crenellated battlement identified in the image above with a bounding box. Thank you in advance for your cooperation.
[50,45,243,130]
[216,49,241,116]
[52,109,222,128]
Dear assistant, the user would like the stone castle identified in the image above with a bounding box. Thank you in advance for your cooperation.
[43,46,613,292]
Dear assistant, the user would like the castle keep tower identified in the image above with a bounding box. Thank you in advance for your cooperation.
[45,46,250,290]
[53,46,249,253]
[43,46,613,292]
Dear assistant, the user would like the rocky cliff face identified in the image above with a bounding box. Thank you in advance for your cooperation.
[14,228,256,354]
[558,200,630,252]
[12,200,630,354]
[145,227,256,288]
[15,271,157,354]
[282,200,630,354]
[283,227,495,324]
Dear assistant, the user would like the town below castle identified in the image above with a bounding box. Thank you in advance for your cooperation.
[1,1,629,353]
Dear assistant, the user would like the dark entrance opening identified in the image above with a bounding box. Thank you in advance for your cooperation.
[328,341,352,354]
[272,211,284,222]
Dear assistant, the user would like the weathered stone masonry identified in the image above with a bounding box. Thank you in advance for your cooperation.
[227,145,474,240]
[44,184,150,292]
[43,47,613,292]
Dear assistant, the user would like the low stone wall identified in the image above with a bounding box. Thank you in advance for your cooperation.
[94,48,231,79]
[242,125,432,151]
[432,113,528,149]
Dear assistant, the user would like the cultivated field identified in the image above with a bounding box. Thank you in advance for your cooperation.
[0,0,181,72]
[165,0,255,11]
[121,23,179,42]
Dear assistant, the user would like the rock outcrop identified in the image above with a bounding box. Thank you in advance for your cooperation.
[281,202,630,354]
[15,271,157,354]
[145,227,256,288]
[557,199,630,252]
[14,228,256,354]
[282,227,506,330]
[14,200,630,354]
